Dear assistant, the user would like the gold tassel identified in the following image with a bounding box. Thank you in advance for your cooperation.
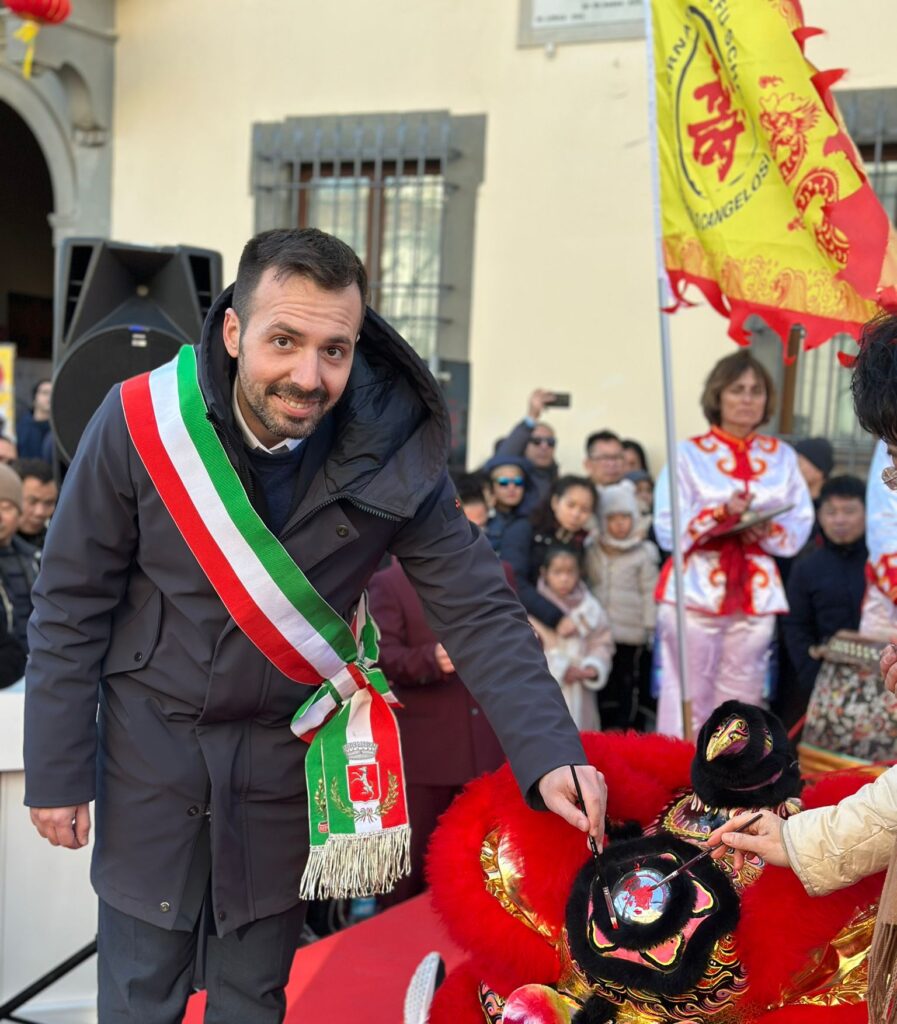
[299,825,411,900]
[13,19,40,80]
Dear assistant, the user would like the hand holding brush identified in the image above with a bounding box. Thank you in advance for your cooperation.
[648,813,764,889]
[569,765,618,929]
[704,809,789,872]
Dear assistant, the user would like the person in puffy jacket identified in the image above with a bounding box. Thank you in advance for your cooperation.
[709,767,897,1024]
[483,453,572,631]
[586,480,659,729]
[533,545,614,732]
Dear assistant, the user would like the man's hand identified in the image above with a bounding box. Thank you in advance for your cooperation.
[30,804,91,849]
[881,642,897,695]
[705,809,788,872]
[538,764,606,844]
[434,643,455,674]
[527,389,556,421]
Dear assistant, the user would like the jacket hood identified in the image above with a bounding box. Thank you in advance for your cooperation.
[598,480,643,550]
[197,284,451,520]
[482,453,535,482]
[482,454,538,516]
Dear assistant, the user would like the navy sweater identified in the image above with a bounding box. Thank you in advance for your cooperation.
[245,443,306,537]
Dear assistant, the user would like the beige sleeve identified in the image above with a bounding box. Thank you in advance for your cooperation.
[782,767,897,896]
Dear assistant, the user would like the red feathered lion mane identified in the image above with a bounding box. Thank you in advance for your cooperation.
[425,731,883,1024]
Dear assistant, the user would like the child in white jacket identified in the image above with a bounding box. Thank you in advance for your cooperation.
[534,545,614,732]
[586,480,659,729]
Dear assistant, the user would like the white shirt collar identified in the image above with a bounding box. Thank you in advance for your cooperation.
[231,378,302,454]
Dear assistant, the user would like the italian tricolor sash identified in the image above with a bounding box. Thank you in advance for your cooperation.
[120,345,409,899]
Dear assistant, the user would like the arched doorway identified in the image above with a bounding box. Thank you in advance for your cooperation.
[0,100,53,358]
[0,99,54,434]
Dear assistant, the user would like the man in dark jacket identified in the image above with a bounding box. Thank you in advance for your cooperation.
[781,475,868,724]
[0,463,38,651]
[0,576,25,688]
[24,228,605,1023]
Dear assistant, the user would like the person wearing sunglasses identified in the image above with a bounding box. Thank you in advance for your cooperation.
[492,388,560,506]
[483,454,577,636]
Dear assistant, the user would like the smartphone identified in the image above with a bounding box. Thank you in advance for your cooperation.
[544,392,571,408]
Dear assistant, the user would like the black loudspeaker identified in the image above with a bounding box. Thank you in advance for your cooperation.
[52,238,223,463]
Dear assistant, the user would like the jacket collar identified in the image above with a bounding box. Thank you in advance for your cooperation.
[822,534,867,558]
[197,284,451,523]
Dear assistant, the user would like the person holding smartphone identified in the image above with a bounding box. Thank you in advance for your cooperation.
[492,388,564,506]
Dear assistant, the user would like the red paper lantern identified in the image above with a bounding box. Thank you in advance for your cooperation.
[4,0,71,78]
[4,0,71,24]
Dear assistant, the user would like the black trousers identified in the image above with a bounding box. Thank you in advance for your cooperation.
[97,897,307,1024]
[597,643,644,730]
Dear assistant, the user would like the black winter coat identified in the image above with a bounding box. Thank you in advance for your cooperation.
[782,535,868,693]
[24,287,584,936]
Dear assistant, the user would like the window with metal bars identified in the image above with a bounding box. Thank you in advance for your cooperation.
[751,88,897,471]
[251,112,484,364]
[251,112,485,467]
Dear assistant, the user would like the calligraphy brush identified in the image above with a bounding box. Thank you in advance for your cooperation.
[569,765,618,930]
[647,812,764,889]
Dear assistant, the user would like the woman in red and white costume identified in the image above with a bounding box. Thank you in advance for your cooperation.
[654,351,814,738]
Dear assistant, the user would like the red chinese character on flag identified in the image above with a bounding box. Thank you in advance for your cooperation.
[687,49,746,183]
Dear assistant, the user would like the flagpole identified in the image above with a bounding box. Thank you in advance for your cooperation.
[643,0,693,741]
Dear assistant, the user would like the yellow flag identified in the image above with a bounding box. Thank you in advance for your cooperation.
[651,0,897,352]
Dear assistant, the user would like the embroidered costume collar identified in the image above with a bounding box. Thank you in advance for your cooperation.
[709,425,757,451]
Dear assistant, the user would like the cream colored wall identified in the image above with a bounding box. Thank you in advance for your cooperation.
[110,0,895,478]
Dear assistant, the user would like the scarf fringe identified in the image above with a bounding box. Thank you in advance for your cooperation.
[869,921,897,1024]
[868,842,897,1024]
[299,825,411,900]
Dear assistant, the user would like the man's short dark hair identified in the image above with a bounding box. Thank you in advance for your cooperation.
[701,350,776,427]
[585,429,621,455]
[11,458,53,485]
[819,474,865,506]
[452,472,487,507]
[231,228,369,327]
[851,313,897,445]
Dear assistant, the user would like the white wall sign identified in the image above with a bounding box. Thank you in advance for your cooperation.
[519,0,645,46]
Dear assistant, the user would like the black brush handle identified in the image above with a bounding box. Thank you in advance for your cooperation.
[568,765,601,863]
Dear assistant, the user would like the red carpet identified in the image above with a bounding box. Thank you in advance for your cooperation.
[182,894,465,1022]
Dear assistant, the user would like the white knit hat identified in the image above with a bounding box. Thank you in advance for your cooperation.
[598,480,639,528]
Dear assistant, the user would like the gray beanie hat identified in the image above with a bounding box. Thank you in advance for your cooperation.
[0,464,22,512]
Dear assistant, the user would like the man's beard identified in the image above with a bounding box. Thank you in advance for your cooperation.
[237,363,332,442]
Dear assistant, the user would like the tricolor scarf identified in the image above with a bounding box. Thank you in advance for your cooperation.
[120,345,410,899]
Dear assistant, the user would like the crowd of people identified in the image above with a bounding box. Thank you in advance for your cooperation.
[0,405,58,688]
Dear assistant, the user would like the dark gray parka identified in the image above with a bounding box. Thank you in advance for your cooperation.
[24,289,586,935]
